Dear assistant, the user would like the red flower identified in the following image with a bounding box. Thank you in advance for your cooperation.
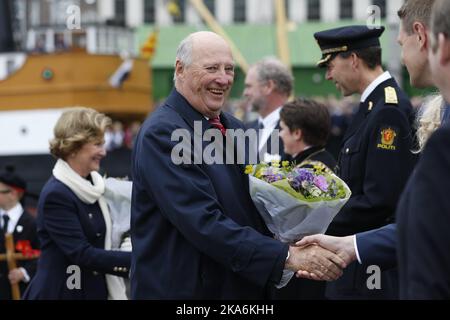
[15,240,40,258]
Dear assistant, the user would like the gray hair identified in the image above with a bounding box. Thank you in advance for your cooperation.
[173,34,194,82]
[253,57,293,96]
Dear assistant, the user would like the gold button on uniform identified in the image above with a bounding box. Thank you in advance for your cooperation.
[345,148,350,154]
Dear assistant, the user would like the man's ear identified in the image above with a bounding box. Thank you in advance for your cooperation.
[293,128,303,141]
[263,79,275,95]
[350,52,359,70]
[413,22,428,51]
[175,59,184,79]
[438,33,450,65]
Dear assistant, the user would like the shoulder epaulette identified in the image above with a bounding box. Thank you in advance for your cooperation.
[384,86,398,105]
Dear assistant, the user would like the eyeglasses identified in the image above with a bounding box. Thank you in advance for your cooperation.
[0,189,11,194]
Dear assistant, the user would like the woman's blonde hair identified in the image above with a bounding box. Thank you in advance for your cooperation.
[49,107,112,159]
[414,94,443,153]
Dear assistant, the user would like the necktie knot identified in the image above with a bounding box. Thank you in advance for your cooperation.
[208,116,226,136]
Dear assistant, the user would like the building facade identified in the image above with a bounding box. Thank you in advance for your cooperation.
[6,0,418,99]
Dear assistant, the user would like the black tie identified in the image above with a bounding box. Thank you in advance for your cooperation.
[2,214,9,235]
[256,122,265,159]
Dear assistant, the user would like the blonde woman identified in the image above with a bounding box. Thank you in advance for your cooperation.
[23,107,130,300]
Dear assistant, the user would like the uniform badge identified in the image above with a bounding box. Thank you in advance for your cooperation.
[384,87,398,104]
[377,127,397,150]
[16,225,23,233]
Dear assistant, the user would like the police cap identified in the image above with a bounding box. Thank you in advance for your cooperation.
[314,25,385,67]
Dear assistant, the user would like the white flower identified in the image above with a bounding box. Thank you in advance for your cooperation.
[309,186,323,197]
[263,153,281,163]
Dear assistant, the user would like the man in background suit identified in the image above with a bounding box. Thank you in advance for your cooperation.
[0,166,38,300]
[243,57,293,162]
[130,31,347,299]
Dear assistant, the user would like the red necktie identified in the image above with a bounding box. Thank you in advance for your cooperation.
[208,116,226,136]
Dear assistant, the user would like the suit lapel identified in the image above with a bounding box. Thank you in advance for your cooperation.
[165,89,212,133]
[166,89,247,167]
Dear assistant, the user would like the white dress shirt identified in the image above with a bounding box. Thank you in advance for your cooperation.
[360,71,392,103]
[1,203,23,234]
[258,107,282,152]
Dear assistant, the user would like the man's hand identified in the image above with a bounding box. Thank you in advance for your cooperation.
[285,244,347,281]
[8,268,25,285]
[294,234,357,280]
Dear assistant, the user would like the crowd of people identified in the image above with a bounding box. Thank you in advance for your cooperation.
[1,0,449,301]
[104,120,141,152]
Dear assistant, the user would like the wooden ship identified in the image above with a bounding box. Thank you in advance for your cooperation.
[0,1,153,121]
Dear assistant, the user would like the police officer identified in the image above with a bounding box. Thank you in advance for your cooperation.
[314,25,416,299]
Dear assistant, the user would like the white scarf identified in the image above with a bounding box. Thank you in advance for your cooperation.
[53,159,127,300]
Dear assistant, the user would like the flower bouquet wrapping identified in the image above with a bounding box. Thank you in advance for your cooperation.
[104,177,132,250]
[246,160,351,244]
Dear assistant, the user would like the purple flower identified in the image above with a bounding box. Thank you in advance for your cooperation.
[288,169,313,192]
[294,168,314,183]
[314,175,329,192]
[265,173,284,183]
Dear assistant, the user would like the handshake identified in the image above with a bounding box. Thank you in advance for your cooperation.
[285,235,357,281]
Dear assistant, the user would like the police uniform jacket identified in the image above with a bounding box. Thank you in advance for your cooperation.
[325,76,416,300]
[327,77,416,236]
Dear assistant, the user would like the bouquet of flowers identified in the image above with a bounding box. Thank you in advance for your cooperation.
[246,160,351,243]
